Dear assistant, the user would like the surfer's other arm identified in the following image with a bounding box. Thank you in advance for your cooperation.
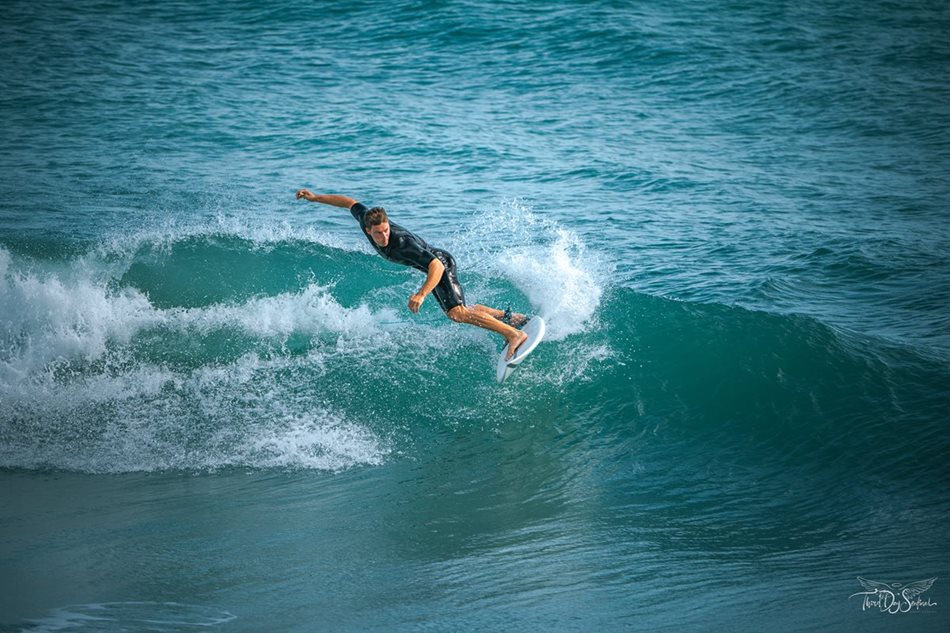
[408,258,445,313]
[295,189,356,209]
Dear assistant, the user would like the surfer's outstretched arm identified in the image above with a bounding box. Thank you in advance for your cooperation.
[295,189,356,209]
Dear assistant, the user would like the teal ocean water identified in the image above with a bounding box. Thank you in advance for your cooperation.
[2,1,949,631]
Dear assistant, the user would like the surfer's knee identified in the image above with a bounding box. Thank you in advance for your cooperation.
[447,305,468,323]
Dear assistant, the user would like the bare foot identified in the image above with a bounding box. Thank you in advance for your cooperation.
[506,331,529,360]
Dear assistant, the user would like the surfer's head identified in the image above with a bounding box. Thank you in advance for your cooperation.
[364,207,390,247]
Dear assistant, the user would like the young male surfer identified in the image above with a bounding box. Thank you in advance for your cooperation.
[295,189,528,359]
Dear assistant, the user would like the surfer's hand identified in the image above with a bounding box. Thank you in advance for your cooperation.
[295,189,317,202]
[408,293,425,313]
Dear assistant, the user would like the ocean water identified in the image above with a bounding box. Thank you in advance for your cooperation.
[1,0,949,631]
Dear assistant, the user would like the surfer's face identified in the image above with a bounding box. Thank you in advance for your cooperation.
[366,221,390,247]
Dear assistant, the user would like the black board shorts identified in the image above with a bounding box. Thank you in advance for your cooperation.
[431,249,466,313]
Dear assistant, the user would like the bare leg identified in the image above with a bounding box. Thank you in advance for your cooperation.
[470,304,528,327]
[448,305,528,360]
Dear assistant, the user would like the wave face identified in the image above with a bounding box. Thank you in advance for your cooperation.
[2,210,946,478]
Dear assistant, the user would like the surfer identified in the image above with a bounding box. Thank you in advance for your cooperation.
[295,190,528,359]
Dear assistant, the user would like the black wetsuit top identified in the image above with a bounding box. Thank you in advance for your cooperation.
[350,202,466,312]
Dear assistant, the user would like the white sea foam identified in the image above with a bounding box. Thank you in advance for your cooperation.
[243,413,387,470]
[0,252,161,381]
[0,351,391,474]
[449,199,606,341]
[0,246,399,473]
[501,228,602,340]
[94,212,370,259]
[176,283,384,339]
[0,245,385,387]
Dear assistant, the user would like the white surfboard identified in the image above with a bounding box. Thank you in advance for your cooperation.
[496,316,546,383]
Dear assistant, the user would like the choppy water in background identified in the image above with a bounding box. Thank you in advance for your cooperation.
[1,1,948,631]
